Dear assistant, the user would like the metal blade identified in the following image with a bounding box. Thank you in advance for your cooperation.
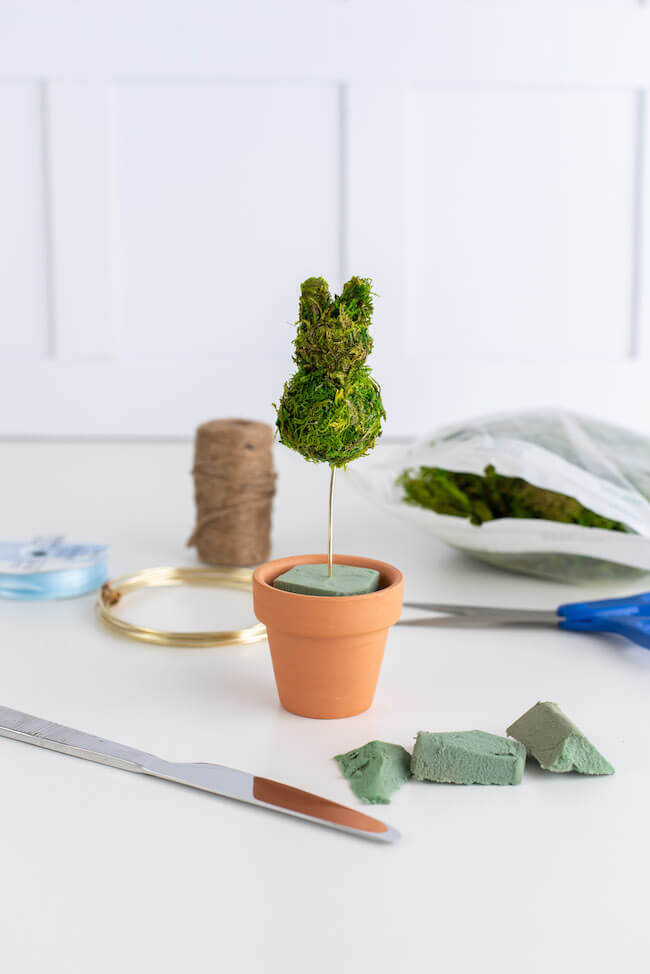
[402,601,559,622]
[0,706,398,843]
[398,615,515,628]
[251,776,398,842]
[0,704,153,772]
[140,757,398,841]
[396,614,556,628]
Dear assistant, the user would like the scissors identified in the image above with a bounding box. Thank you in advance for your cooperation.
[397,591,650,650]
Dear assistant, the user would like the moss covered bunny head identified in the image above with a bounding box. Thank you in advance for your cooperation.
[275,276,385,467]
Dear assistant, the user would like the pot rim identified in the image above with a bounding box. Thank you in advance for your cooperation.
[253,553,403,603]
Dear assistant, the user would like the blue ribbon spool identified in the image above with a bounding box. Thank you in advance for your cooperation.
[0,537,108,600]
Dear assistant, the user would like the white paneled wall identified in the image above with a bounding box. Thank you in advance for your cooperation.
[0,83,49,361]
[117,84,341,364]
[1,1,650,436]
[408,90,637,362]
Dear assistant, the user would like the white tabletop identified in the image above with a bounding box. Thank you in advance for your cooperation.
[2,440,648,974]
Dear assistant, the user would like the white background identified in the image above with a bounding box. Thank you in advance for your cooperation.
[2,0,650,437]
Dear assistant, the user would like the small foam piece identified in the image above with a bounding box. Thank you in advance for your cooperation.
[507,701,614,775]
[335,740,411,804]
[411,730,526,785]
[273,563,380,597]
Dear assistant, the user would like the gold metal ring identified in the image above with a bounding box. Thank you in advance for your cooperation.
[95,566,267,648]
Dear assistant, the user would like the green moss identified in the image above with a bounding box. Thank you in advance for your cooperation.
[294,275,374,378]
[276,366,384,466]
[276,276,384,468]
[297,276,332,330]
[397,464,627,532]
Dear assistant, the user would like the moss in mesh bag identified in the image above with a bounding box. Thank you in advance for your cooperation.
[397,464,627,532]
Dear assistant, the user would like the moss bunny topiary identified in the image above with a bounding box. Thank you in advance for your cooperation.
[276,276,385,467]
[275,276,385,575]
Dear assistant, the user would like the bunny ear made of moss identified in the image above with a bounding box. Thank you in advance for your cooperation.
[294,276,374,375]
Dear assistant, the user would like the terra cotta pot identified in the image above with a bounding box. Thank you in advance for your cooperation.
[252,554,404,719]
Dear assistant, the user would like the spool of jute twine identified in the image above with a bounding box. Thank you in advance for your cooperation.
[187,419,276,566]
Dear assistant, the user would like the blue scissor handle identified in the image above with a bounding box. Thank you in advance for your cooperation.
[557,592,650,650]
